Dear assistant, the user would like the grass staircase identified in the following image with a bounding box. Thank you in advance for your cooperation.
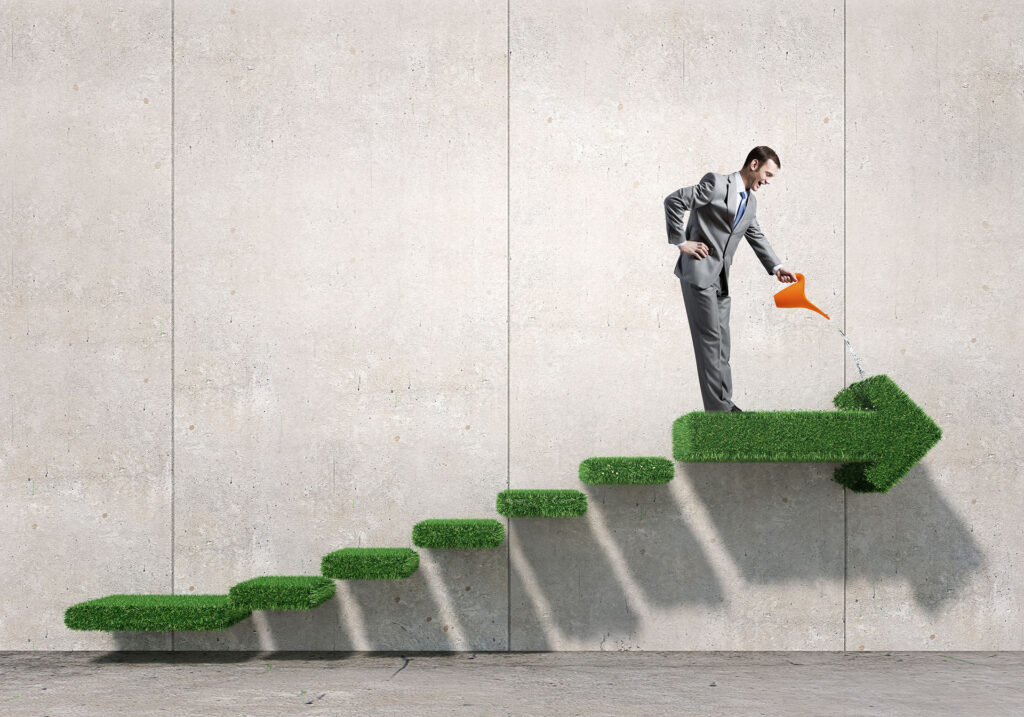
[65,374,939,632]
[63,469,662,632]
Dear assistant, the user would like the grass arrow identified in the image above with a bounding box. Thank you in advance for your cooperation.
[672,374,942,493]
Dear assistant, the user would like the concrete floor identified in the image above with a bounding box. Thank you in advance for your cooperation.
[1,651,1022,715]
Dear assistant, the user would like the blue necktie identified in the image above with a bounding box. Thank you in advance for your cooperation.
[732,190,748,230]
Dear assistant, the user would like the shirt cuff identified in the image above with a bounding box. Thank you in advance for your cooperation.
[771,263,783,274]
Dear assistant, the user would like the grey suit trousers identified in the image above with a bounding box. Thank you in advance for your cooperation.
[680,270,734,412]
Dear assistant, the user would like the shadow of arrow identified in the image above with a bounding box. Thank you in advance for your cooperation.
[682,462,984,613]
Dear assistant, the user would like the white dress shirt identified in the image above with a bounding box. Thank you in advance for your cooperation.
[731,171,784,276]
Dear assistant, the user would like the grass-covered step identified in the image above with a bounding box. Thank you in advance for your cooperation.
[579,457,674,485]
[64,594,252,631]
[321,547,420,579]
[496,489,588,517]
[412,519,505,549]
[672,374,941,493]
[227,576,335,610]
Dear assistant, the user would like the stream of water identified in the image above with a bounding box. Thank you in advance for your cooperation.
[837,327,866,380]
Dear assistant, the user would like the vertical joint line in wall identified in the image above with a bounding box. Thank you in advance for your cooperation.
[170,0,176,652]
[505,0,511,653]
[842,0,848,653]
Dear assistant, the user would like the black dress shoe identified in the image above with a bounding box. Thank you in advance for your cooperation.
[730,405,743,412]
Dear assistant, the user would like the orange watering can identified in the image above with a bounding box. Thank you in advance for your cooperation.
[774,272,830,320]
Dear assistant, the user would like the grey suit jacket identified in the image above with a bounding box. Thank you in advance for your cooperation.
[664,171,781,289]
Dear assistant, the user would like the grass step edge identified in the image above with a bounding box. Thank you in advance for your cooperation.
[64,594,251,632]
[496,489,588,517]
[321,547,420,579]
[411,518,505,549]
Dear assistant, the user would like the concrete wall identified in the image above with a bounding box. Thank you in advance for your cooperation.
[1,0,1019,651]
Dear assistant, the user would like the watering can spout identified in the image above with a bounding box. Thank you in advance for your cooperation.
[774,273,830,320]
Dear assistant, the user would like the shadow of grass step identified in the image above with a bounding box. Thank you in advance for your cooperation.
[228,576,335,610]
[579,457,674,485]
[412,519,505,549]
[496,489,587,517]
[321,547,420,579]
[63,594,251,631]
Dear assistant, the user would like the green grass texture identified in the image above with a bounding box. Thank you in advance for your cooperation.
[672,374,941,493]
[65,373,938,631]
[496,489,588,517]
[321,547,420,579]
[411,519,505,549]
[227,576,336,610]
[831,375,942,491]
[63,594,251,632]
[578,456,675,485]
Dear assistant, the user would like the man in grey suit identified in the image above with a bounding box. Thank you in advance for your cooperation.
[664,146,798,412]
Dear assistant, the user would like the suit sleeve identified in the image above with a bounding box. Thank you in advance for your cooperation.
[663,172,716,245]
[744,216,783,275]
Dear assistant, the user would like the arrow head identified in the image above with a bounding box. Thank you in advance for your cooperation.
[831,375,942,493]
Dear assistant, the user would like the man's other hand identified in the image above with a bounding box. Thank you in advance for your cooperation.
[775,268,798,283]
[680,241,710,260]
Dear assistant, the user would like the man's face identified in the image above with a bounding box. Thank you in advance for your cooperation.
[749,159,778,192]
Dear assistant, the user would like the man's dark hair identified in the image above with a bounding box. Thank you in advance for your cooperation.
[743,145,780,170]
